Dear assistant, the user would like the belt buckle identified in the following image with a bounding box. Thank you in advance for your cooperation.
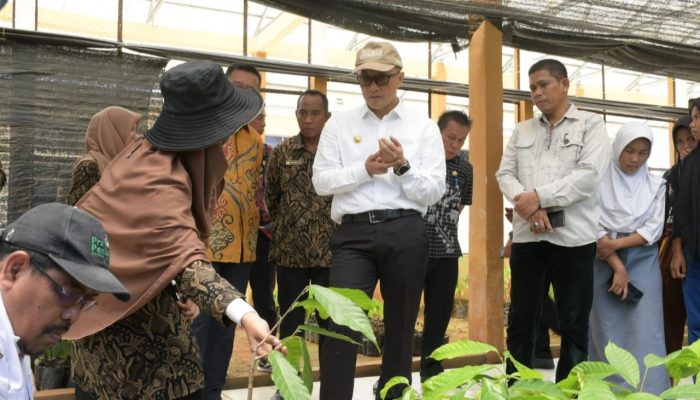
[368,211,383,224]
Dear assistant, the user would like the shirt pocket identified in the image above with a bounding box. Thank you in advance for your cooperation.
[556,130,584,173]
[514,131,537,182]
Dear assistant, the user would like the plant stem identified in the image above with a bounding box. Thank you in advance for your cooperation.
[246,285,312,400]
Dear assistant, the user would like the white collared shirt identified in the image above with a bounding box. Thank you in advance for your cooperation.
[313,101,446,223]
[496,104,612,247]
[0,293,34,400]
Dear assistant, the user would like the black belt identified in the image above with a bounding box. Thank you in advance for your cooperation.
[341,209,419,224]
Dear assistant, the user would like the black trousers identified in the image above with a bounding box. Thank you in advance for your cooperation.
[507,241,595,382]
[319,214,427,400]
[420,257,459,379]
[277,265,330,338]
[249,231,278,330]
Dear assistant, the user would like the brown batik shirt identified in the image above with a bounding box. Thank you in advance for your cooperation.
[265,134,335,268]
[71,260,243,399]
[66,160,101,206]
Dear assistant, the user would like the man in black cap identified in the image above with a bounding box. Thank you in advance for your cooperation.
[0,203,130,399]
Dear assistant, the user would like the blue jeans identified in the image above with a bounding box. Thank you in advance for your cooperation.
[507,241,595,382]
[683,249,700,346]
[192,262,252,400]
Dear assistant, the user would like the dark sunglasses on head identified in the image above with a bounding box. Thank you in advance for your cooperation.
[356,71,400,87]
[33,263,98,311]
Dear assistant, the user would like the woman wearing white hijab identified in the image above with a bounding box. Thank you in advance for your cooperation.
[589,121,668,394]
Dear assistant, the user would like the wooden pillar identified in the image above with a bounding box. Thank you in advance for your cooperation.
[253,51,267,99]
[468,20,504,352]
[430,62,447,122]
[309,76,328,93]
[517,100,533,124]
[668,77,677,165]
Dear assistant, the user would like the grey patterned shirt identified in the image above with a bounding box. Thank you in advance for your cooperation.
[423,152,473,258]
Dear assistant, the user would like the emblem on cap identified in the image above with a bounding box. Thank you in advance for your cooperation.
[91,235,109,260]
[359,48,383,60]
[353,135,363,144]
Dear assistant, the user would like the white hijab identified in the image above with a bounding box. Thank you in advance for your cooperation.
[598,121,664,234]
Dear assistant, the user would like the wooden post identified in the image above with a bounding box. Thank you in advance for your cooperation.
[468,19,504,353]
[430,62,447,122]
[668,77,677,165]
[309,76,328,93]
[253,51,267,99]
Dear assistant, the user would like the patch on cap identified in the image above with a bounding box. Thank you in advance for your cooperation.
[91,235,109,260]
[359,48,384,60]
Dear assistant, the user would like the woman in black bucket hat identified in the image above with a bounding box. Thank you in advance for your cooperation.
[66,60,281,400]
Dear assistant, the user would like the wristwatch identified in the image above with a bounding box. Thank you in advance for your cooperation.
[394,159,411,176]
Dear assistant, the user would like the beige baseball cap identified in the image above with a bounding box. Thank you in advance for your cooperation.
[354,41,403,73]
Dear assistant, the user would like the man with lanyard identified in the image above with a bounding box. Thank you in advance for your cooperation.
[496,58,611,381]
[0,203,130,399]
[419,110,473,381]
[313,41,445,400]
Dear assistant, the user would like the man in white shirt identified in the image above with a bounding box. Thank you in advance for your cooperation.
[0,203,130,399]
[313,41,445,400]
[496,59,611,381]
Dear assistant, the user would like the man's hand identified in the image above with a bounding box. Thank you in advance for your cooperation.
[378,136,405,168]
[671,238,687,279]
[505,208,514,223]
[241,313,285,357]
[513,191,540,220]
[365,151,392,177]
[527,209,552,234]
[596,235,617,259]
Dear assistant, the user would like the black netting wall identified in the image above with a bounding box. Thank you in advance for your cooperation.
[0,43,167,224]
[255,0,700,82]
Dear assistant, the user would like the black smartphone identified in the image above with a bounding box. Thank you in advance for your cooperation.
[606,274,644,304]
[547,210,565,228]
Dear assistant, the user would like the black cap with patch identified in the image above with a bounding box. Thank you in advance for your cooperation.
[0,203,130,301]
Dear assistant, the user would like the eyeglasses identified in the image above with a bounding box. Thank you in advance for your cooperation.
[356,72,400,87]
[33,263,98,311]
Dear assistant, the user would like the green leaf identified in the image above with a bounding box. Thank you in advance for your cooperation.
[657,348,700,380]
[660,383,700,399]
[481,377,508,400]
[297,324,358,344]
[556,373,581,393]
[309,285,377,348]
[687,339,700,356]
[380,376,410,400]
[625,393,661,400]
[570,361,620,380]
[269,351,311,400]
[449,386,469,400]
[505,351,543,380]
[330,287,383,318]
[605,341,640,388]
[644,352,679,369]
[295,298,329,320]
[422,365,494,400]
[429,339,498,361]
[299,339,313,393]
[280,336,304,370]
[578,379,615,400]
[510,378,567,399]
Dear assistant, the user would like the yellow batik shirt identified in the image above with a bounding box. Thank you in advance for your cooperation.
[207,125,263,263]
